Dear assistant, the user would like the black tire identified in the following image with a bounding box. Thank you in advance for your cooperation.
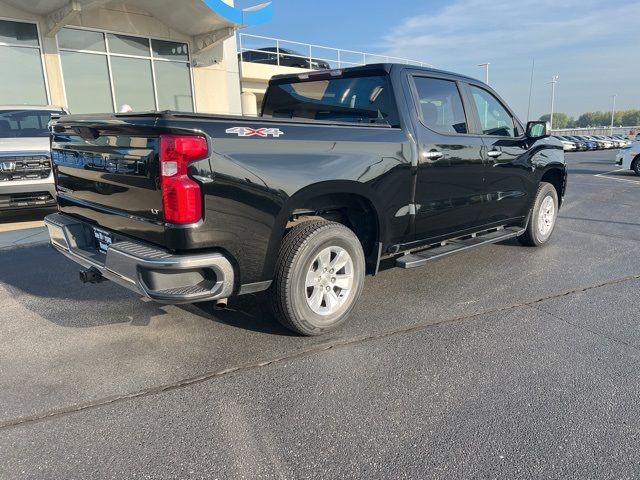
[632,157,640,176]
[517,182,559,247]
[270,220,365,336]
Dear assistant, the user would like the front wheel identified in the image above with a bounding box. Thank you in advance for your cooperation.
[270,220,365,336]
[518,182,559,247]
[632,157,640,176]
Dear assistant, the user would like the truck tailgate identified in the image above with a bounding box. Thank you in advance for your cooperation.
[52,119,167,247]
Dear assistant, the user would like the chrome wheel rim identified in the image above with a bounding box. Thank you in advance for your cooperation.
[304,246,354,316]
[538,195,556,236]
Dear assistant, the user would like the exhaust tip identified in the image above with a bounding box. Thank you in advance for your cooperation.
[215,298,228,309]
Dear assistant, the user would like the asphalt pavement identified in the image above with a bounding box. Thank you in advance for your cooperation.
[1,150,639,479]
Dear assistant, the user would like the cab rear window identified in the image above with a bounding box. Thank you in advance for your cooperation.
[262,75,399,127]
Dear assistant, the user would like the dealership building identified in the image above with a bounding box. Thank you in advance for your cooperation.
[0,0,273,115]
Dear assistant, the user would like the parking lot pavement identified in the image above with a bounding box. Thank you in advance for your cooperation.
[1,150,639,478]
[594,168,640,186]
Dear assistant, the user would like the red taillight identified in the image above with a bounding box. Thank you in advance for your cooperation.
[159,135,208,224]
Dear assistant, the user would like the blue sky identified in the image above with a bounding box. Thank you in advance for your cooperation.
[236,0,638,121]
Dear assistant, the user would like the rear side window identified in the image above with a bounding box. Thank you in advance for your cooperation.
[262,75,399,127]
[412,77,468,134]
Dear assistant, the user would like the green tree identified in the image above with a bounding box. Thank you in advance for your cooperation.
[539,110,640,129]
[575,111,609,128]
[620,110,640,126]
[539,112,573,129]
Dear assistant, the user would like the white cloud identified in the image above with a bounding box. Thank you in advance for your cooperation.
[379,0,640,118]
[382,0,637,63]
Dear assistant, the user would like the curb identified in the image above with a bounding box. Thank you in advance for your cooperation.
[0,226,50,251]
[0,240,50,251]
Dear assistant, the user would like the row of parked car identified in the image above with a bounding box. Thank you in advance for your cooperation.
[553,134,633,151]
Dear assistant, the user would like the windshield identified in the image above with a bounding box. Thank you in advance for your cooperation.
[0,110,63,138]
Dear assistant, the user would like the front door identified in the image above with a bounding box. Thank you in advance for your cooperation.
[411,75,487,242]
[466,84,532,225]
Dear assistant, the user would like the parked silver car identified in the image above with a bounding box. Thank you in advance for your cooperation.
[0,106,65,210]
[591,135,615,149]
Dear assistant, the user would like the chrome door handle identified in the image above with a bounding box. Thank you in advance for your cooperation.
[422,150,444,160]
[487,149,503,158]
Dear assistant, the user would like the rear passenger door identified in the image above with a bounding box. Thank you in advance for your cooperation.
[410,74,487,242]
[465,84,532,225]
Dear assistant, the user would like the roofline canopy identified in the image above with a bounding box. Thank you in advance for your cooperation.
[4,0,272,39]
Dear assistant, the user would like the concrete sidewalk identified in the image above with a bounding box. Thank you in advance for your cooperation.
[0,226,49,250]
[0,208,54,250]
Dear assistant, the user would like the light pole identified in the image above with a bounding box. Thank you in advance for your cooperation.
[610,94,617,134]
[526,59,535,121]
[478,62,490,84]
[548,75,559,130]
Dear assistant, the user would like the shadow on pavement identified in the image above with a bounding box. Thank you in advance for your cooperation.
[180,294,297,337]
[566,168,616,175]
[0,207,56,224]
[0,244,290,335]
[571,160,616,165]
[0,245,170,328]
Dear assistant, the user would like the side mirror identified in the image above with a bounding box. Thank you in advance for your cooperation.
[526,121,550,139]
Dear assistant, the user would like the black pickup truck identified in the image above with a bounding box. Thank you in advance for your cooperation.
[45,64,566,335]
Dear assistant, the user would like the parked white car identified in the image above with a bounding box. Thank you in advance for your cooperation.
[553,136,577,151]
[615,140,640,176]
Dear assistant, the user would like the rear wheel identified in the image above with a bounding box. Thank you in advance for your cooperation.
[518,182,558,247]
[632,157,640,176]
[270,220,365,336]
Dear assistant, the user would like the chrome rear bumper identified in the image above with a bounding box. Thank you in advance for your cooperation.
[44,213,234,304]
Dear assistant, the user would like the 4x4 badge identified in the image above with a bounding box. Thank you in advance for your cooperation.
[225,127,284,138]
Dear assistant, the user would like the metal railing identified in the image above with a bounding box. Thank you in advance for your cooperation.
[552,126,639,136]
[238,33,432,70]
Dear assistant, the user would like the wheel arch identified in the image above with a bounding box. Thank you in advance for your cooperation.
[540,165,567,207]
[262,180,385,279]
